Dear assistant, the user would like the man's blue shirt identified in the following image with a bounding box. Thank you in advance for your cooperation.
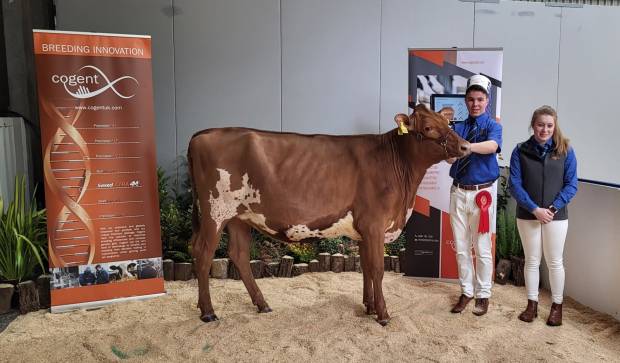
[449,112,502,185]
[509,137,578,212]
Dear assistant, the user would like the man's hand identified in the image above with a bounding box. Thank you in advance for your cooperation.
[446,157,457,164]
[532,207,555,224]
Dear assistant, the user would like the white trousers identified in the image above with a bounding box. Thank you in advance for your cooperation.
[449,186,495,299]
[516,218,568,304]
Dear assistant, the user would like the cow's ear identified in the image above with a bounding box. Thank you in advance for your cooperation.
[394,113,409,126]
[394,113,413,134]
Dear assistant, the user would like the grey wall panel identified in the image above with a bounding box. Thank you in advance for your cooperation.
[55,0,177,172]
[174,0,281,153]
[380,0,474,132]
[558,6,620,184]
[4,0,49,124]
[0,2,7,112]
[474,1,561,167]
[563,182,620,320]
[281,0,380,135]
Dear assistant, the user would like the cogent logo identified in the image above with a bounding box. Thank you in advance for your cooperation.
[51,65,139,99]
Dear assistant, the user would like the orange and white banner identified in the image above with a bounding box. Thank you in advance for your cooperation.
[33,30,164,312]
[405,48,503,279]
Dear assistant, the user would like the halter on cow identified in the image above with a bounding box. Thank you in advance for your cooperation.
[187,104,470,325]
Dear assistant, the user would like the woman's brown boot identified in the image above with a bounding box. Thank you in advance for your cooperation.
[518,299,538,322]
[547,303,562,326]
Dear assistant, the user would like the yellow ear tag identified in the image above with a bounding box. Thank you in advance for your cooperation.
[398,121,409,135]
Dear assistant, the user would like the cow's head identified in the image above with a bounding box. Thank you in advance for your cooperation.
[394,104,470,161]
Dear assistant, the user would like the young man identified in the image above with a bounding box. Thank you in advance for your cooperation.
[447,74,502,316]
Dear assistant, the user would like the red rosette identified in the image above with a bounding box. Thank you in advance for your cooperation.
[475,190,492,234]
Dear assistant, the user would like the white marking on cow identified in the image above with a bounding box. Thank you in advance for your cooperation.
[384,228,402,244]
[286,211,362,241]
[286,225,319,241]
[208,168,263,231]
[238,211,277,235]
[405,208,413,222]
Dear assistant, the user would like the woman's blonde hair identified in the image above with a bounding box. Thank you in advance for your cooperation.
[530,105,569,158]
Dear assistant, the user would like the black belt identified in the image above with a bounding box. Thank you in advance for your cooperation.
[452,181,494,191]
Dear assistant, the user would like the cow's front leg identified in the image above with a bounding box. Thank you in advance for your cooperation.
[359,242,375,315]
[360,227,390,326]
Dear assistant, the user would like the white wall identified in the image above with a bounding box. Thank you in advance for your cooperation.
[558,6,620,185]
[282,0,381,135]
[562,182,620,320]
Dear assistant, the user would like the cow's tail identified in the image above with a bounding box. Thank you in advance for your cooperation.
[187,143,201,239]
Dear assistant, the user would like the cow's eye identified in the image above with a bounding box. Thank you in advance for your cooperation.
[424,126,432,133]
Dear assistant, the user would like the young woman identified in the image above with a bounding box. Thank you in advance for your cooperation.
[509,105,578,326]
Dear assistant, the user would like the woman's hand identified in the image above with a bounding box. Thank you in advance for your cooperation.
[532,207,555,224]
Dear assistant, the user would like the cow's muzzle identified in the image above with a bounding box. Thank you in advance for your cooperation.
[459,141,471,157]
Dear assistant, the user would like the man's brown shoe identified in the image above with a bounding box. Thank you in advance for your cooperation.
[473,298,489,316]
[518,299,538,322]
[547,303,562,326]
[451,294,473,313]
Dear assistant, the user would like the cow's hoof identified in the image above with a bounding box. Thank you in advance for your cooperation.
[376,318,390,326]
[258,306,273,313]
[200,313,219,323]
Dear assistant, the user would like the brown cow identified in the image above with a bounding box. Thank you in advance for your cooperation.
[187,104,470,325]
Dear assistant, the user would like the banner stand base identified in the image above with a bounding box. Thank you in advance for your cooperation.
[51,292,166,314]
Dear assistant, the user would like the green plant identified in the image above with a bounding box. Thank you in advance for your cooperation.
[507,214,523,258]
[495,209,510,260]
[0,176,48,282]
[157,166,170,210]
[249,228,270,260]
[384,232,406,256]
[318,237,353,255]
[249,242,261,261]
[288,243,317,263]
[214,231,229,259]
[495,209,523,260]
[495,170,524,259]
[251,234,288,261]
[172,157,193,213]
[496,174,509,213]
[158,167,193,262]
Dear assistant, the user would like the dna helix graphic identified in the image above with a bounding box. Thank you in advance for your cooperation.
[41,98,97,267]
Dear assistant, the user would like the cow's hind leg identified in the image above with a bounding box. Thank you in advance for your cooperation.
[359,241,375,315]
[227,218,271,313]
[192,217,222,323]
